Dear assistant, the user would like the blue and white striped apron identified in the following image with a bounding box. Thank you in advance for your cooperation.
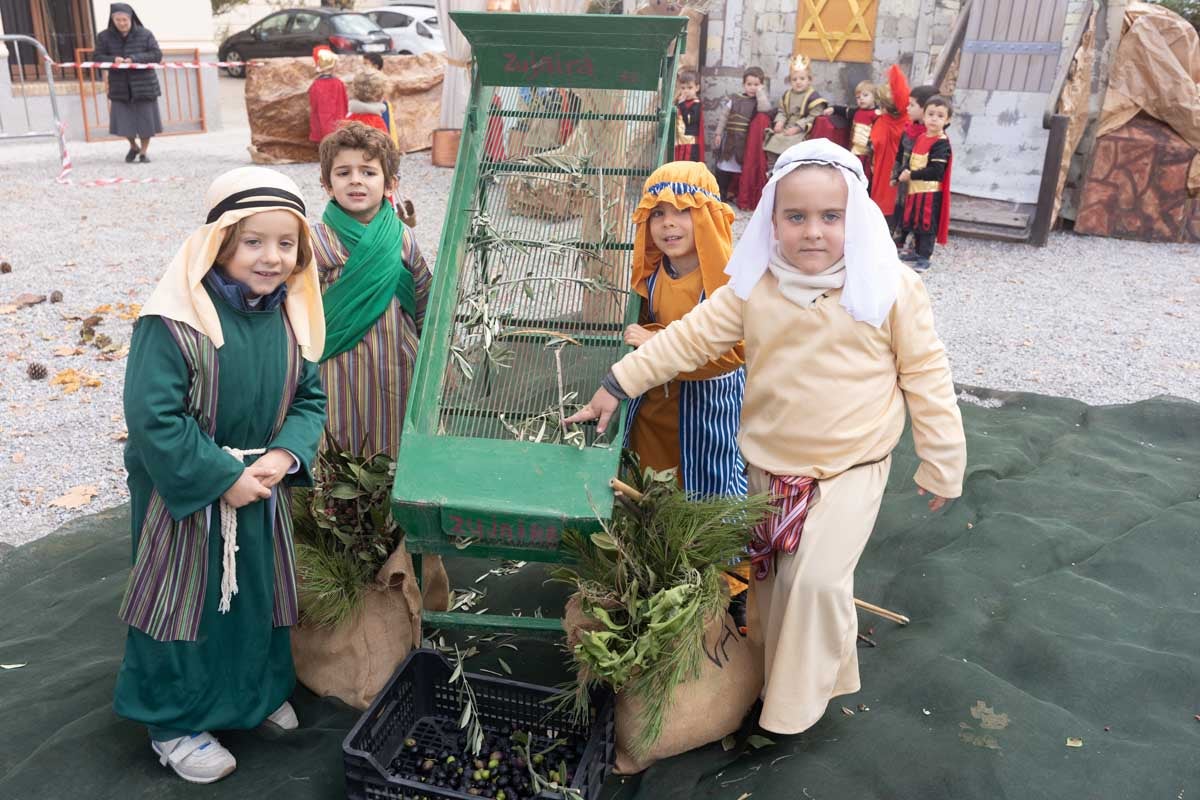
[625,267,747,498]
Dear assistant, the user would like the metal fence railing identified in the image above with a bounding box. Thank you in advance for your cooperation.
[74,47,207,142]
[0,34,68,169]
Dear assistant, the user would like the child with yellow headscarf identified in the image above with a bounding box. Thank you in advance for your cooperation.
[621,161,746,500]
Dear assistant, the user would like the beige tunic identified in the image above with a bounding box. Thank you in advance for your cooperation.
[611,266,966,733]
[612,266,966,498]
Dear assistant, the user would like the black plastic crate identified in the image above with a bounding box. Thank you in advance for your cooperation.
[343,649,614,800]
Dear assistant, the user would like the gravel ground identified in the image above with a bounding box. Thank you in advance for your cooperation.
[1,119,1197,548]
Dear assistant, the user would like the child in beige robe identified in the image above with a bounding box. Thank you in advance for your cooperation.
[566,139,967,735]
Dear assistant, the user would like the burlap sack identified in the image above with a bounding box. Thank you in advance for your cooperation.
[420,553,451,612]
[291,541,423,710]
[563,597,763,775]
[613,612,762,774]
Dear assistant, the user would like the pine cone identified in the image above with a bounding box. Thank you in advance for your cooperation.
[50,290,63,303]
[0,261,11,274]
[27,362,47,380]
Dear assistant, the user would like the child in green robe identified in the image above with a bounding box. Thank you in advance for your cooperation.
[311,121,451,612]
[113,166,327,784]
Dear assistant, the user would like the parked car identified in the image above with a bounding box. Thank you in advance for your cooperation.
[364,5,445,56]
[219,8,394,77]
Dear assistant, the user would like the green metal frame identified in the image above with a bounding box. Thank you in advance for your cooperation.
[394,12,686,636]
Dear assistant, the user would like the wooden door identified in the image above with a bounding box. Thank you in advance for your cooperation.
[959,0,1067,93]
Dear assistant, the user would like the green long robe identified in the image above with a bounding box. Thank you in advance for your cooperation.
[113,287,326,738]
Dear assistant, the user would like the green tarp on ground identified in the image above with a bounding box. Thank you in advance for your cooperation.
[2,388,1198,799]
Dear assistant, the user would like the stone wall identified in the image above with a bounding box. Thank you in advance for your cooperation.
[695,0,1116,205]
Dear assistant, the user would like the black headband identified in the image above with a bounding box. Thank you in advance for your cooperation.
[205,187,306,225]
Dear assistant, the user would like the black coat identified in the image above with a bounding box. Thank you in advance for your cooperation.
[94,25,162,103]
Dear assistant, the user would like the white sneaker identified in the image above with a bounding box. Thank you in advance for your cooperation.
[151,732,236,784]
[265,700,298,731]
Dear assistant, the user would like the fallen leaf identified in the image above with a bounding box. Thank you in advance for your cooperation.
[49,368,102,394]
[0,305,17,315]
[92,304,113,314]
[0,664,27,670]
[721,734,736,752]
[11,452,25,463]
[116,303,141,320]
[736,794,752,800]
[841,706,855,716]
[1066,737,1083,748]
[96,344,129,361]
[111,430,128,442]
[48,484,98,509]
[14,293,46,308]
[53,346,84,357]
[746,734,775,749]
[970,700,1010,730]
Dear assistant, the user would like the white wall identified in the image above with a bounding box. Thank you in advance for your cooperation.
[91,0,218,54]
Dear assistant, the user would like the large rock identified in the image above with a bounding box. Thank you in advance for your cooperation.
[246,53,445,164]
[1075,115,1200,244]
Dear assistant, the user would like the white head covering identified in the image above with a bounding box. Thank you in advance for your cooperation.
[724,139,901,328]
[140,166,325,361]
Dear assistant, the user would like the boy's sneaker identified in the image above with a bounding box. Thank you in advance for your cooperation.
[898,250,920,262]
[151,732,236,784]
[266,700,299,731]
[910,257,932,273]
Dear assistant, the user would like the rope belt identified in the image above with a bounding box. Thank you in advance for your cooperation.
[218,446,267,613]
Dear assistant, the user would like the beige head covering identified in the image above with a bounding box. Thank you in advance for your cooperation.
[140,166,325,361]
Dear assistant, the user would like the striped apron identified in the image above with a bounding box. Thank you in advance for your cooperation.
[625,268,747,498]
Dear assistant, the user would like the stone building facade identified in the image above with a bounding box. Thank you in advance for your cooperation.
[694,0,1128,205]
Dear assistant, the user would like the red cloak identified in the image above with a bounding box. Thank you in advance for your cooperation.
[735,111,771,210]
[869,66,910,216]
[308,75,348,143]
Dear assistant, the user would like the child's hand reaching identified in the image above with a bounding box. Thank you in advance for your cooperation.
[773,120,785,134]
[917,486,949,512]
[624,324,656,348]
[223,467,273,508]
[249,448,297,489]
[563,387,620,434]
[899,169,912,183]
[823,107,835,116]
[784,126,801,136]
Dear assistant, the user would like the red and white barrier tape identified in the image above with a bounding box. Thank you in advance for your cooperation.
[54,121,186,188]
[55,60,248,70]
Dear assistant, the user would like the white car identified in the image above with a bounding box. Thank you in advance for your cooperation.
[365,5,445,55]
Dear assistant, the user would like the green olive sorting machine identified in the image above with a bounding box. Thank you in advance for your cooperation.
[392,11,687,634]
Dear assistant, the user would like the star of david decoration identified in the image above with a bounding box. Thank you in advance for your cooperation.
[794,0,878,64]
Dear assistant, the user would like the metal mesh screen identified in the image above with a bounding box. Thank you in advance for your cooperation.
[437,84,663,445]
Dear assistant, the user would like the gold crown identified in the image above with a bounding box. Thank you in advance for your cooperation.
[790,54,811,74]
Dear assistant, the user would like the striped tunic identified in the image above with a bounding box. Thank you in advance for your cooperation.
[311,222,432,458]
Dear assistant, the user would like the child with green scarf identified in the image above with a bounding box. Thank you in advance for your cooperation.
[310,121,450,609]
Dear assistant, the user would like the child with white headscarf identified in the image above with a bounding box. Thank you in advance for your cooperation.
[566,139,966,735]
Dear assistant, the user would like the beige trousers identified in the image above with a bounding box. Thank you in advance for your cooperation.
[746,456,891,734]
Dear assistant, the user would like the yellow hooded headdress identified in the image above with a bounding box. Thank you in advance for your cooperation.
[139,166,325,361]
[631,160,735,299]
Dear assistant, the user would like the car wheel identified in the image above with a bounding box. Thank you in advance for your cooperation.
[224,49,245,79]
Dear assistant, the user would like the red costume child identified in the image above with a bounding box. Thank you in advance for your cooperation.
[868,65,910,225]
[673,68,706,162]
[308,46,347,143]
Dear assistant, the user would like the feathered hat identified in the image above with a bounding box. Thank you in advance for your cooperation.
[312,45,337,73]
